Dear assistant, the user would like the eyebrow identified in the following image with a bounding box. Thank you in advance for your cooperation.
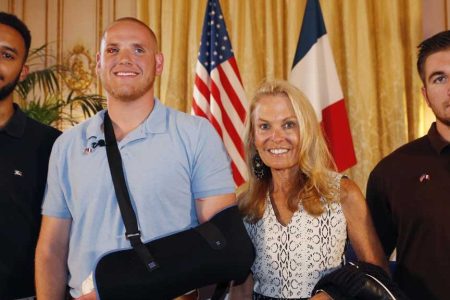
[427,71,446,82]
[104,42,146,48]
[0,45,19,55]
[256,116,297,122]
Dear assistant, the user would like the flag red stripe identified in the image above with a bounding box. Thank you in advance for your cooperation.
[208,112,224,139]
[231,160,245,187]
[194,74,211,105]
[228,56,244,84]
[217,61,246,122]
[210,80,246,159]
[191,99,208,119]
[321,99,357,172]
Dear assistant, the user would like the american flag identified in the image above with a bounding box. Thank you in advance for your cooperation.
[192,0,248,186]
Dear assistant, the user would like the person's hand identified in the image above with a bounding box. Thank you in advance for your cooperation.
[310,291,333,300]
[75,291,97,300]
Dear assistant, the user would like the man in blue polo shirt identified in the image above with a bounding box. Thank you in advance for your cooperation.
[35,17,236,300]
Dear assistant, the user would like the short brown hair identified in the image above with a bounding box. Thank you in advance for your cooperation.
[417,30,450,83]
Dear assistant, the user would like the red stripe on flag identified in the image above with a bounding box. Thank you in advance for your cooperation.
[321,99,357,172]
[210,80,246,160]
[231,160,245,187]
[217,61,246,122]
[194,75,211,105]
[191,99,208,119]
[228,56,244,84]
[209,113,224,139]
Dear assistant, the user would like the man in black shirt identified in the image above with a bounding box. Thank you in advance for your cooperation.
[0,12,61,300]
[367,30,450,300]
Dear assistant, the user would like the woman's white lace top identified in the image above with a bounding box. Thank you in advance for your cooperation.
[244,172,347,299]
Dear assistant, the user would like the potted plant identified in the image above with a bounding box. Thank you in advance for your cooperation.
[15,44,105,127]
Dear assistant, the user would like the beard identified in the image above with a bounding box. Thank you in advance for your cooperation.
[99,70,155,102]
[0,74,21,101]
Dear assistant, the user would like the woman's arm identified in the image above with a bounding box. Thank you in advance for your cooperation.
[340,178,389,273]
[228,274,254,300]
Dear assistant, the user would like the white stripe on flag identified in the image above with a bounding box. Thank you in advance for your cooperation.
[210,67,246,137]
[220,61,248,118]
[209,89,248,181]
[289,34,343,121]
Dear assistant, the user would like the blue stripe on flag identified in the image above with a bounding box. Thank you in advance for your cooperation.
[292,0,327,67]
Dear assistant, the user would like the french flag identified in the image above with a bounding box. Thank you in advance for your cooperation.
[289,0,356,172]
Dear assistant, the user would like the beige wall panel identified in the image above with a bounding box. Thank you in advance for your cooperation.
[21,1,46,53]
[62,0,97,56]
[423,0,447,38]
[46,0,60,67]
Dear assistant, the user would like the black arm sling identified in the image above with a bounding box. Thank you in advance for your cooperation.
[94,111,254,300]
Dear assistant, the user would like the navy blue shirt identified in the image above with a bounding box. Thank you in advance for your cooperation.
[0,104,60,299]
[367,123,450,300]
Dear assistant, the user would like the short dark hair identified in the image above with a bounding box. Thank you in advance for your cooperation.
[417,30,450,83]
[0,12,32,60]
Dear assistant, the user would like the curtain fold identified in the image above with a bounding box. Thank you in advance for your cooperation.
[137,0,423,190]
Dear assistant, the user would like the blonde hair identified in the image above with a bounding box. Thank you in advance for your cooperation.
[238,80,337,222]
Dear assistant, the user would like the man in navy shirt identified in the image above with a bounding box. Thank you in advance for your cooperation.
[0,12,60,300]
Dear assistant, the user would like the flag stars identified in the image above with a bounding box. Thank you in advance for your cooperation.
[198,1,235,69]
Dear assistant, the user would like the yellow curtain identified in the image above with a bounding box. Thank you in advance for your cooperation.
[137,0,423,191]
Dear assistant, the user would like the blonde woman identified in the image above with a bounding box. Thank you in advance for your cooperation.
[232,80,388,300]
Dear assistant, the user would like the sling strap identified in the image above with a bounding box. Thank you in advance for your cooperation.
[103,111,159,272]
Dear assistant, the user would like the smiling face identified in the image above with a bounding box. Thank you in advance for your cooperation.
[252,94,301,173]
[422,49,450,127]
[0,23,28,101]
[96,19,163,102]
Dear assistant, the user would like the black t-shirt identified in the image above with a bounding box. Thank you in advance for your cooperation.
[366,123,450,300]
[0,104,61,299]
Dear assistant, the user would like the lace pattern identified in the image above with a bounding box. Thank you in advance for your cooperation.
[244,172,347,299]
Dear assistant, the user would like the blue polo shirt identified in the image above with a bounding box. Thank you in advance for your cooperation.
[42,99,235,297]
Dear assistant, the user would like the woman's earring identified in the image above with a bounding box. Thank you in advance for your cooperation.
[252,153,268,180]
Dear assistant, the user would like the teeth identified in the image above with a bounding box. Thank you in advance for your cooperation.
[116,72,137,76]
[269,149,288,154]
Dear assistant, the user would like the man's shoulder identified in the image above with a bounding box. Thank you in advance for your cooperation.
[165,105,208,126]
[25,116,62,143]
[163,105,214,138]
[54,113,103,147]
[372,135,429,173]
